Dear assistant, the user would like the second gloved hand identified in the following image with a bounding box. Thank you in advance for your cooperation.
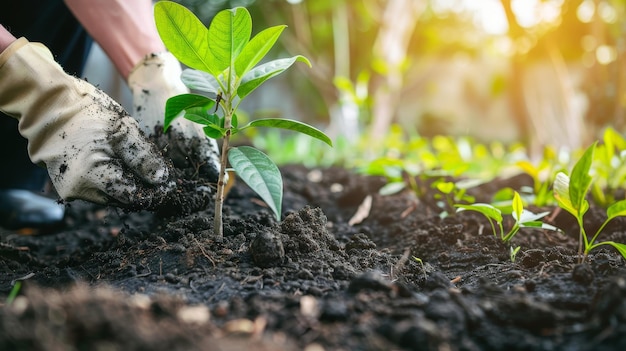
[0,38,172,208]
[128,52,221,183]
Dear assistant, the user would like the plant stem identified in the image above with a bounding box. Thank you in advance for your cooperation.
[578,218,586,264]
[213,98,233,239]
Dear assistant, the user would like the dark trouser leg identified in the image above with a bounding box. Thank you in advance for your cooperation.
[0,1,93,229]
[0,0,93,191]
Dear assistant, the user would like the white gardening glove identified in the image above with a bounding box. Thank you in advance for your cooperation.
[128,52,221,183]
[0,38,172,208]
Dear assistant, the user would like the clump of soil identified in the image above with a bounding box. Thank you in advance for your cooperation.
[1,165,626,350]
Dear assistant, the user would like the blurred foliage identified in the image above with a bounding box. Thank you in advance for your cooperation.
[172,0,626,176]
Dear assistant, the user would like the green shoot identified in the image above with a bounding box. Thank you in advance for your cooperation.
[553,142,626,263]
[412,256,427,279]
[456,191,559,260]
[510,246,521,263]
[6,281,21,305]
[155,2,332,237]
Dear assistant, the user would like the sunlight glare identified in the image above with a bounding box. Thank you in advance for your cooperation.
[457,0,563,35]
[577,0,595,23]
[598,2,617,24]
[596,45,617,65]
[456,0,508,35]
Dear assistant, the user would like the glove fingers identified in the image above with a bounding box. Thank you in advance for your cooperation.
[165,120,222,183]
[85,162,139,206]
[111,117,171,185]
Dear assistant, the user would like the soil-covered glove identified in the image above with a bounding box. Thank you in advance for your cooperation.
[0,38,171,207]
[128,52,221,182]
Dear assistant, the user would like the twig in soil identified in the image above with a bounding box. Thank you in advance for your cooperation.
[241,275,264,289]
[190,160,207,180]
[450,276,462,284]
[189,279,198,293]
[207,282,226,303]
[391,248,411,281]
[544,207,561,223]
[10,272,35,286]
[194,238,216,268]
[135,266,152,278]
[349,195,372,226]
[400,200,419,219]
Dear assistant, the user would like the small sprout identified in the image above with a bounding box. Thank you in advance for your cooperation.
[510,245,521,263]
[553,142,626,263]
[6,281,21,305]
[412,256,427,279]
[456,191,560,256]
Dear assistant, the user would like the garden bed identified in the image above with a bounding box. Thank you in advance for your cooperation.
[1,164,626,350]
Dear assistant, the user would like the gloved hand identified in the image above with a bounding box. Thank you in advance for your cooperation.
[128,52,221,183]
[0,38,172,207]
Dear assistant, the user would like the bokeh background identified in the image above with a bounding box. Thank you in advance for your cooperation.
[85,0,626,157]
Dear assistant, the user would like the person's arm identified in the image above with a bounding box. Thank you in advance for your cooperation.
[0,24,17,52]
[64,0,165,80]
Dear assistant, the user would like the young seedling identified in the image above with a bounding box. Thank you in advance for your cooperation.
[6,281,21,305]
[154,2,332,237]
[432,178,478,218]
[412,256,428,279]
[553,142,626,263]
[456,191,559,262]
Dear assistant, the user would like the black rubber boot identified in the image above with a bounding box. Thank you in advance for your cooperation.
[0,190,65,230]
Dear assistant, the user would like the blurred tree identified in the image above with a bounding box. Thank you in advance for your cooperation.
[500,0,591,156]
[169,0,626,154]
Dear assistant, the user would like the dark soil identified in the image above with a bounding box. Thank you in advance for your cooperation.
[2,164,626,350]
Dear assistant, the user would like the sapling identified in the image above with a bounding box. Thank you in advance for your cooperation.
[154,2,332,237]
[456,191,559,262]
[553,142,626,263]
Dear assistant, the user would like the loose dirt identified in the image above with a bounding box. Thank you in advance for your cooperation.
[1,165,626,350]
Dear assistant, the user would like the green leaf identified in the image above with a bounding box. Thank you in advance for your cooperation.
[164,94,215,131]
[607,199,626,221]
[181,69,222,95]
[518,210,550,224]
[455,203,503,223]
[511,191,523,222]
[154,2,215,74]
[553,172,580,218]
[435,181,455,194]
[203,125,225,139]
[231,113,239,129]
[228,146,283,220]
[238,56,312,99]
[569,142,596,214]
[207,7,252,72]
[183,110,219,126]
[516,160,539,181]
[239,118,332,146]
[235,25,286,77]
[539,223,561,232]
